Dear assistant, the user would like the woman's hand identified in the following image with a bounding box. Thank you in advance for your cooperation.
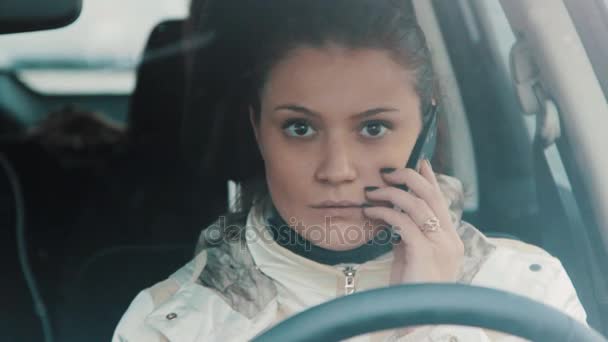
[362,160,464,284]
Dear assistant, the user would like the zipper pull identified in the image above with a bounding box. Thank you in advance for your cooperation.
[343,266,357,295]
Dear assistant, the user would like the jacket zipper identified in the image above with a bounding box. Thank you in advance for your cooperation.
[342,265,358,295]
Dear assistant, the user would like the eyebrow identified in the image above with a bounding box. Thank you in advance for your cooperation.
[274,104,399,119]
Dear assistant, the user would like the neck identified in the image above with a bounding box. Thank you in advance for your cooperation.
[266,203,394,266]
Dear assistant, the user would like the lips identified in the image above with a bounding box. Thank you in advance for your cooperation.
[311,200,363,208]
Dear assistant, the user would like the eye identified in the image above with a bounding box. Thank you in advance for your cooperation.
[283,119,317,138]
[360,120,391,138]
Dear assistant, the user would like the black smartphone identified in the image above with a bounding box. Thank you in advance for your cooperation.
[390,104,438,242]
[405,104,438,172]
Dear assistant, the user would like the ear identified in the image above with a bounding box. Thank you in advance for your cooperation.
[249,106,264,159]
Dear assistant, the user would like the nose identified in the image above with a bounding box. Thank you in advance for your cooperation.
[314,137,357,185]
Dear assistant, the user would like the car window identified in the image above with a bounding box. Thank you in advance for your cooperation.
[563,0,608,100]
[470,0,574,189]
[0,0,190,95]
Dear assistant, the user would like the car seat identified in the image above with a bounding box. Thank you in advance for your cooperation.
[54,19,228,341]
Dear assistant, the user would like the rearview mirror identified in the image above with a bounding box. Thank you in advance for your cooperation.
[0,0,82,34]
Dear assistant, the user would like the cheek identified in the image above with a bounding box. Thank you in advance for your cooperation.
[383,132,420,167]
[259,124,317,174]
[265,147,315,194]
[264,155,316,227]
[260,132,315,202]
[355,131,421,173]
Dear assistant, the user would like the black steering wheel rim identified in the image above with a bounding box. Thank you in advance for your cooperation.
[252,284,606,342]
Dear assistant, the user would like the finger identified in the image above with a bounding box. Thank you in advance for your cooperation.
[420,159,441,191]
[365,187,436,227]
[381,168,443,214]
[362,206,427,243]
[418,161,455,233]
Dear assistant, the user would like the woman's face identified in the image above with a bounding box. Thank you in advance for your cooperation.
[250,44,422,251]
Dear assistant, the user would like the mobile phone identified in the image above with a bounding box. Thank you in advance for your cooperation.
[405,104,438,172]
[390,104,438,242]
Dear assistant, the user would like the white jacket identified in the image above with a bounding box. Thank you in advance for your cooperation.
[113,176,588,342]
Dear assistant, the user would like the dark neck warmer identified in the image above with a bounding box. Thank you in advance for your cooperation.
[265,203,394,266]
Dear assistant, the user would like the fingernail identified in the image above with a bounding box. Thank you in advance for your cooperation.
[364,186,380,192]
[426,159,433,169]
[380,168,396,174]
[394,184,408,191]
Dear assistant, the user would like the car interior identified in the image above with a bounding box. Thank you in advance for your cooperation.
[2,0,608,341]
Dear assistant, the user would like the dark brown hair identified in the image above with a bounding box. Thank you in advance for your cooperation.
[182,0,446,215]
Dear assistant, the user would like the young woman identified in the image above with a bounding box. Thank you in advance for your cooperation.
[113,1,587,341]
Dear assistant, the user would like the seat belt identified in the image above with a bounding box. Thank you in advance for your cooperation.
[509,36,603,328]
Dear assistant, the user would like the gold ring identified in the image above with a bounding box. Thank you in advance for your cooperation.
[420,217,441,233]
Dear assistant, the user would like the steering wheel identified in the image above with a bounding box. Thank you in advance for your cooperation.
[251,284,606,342]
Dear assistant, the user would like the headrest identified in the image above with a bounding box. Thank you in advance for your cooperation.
[127,20,187,158]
